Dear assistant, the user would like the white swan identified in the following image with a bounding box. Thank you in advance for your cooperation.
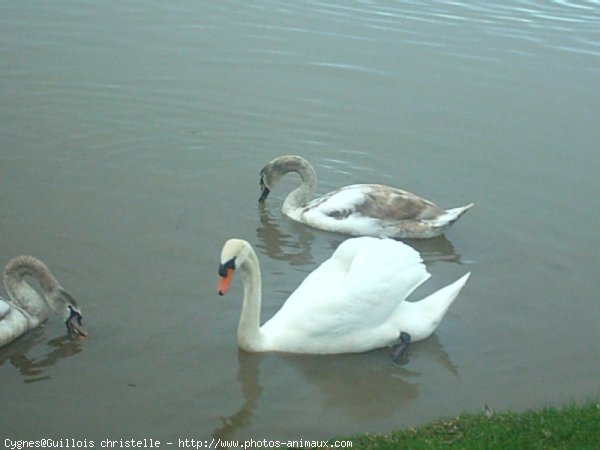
[217,237,470,359]
[259,155,473,239]
[0,256,87,348]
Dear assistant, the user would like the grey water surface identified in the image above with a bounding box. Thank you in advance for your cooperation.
[1,0,599,442]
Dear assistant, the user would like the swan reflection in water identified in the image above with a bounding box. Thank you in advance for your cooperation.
[212,336,459,442]
[0,329,84,383]
[212,352,263,442]
[256,202,318,266]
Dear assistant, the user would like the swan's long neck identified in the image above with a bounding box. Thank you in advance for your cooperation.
[282,158,317,214]
[3,256,60,325]
[237,246,265,351]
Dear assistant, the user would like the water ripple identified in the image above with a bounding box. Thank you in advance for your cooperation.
[291,0,600,60]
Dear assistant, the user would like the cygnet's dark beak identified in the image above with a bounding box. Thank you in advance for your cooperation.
[259,177,270,202]
[66,308,88,339]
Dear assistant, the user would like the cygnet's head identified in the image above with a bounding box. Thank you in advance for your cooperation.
[47,288,88,338]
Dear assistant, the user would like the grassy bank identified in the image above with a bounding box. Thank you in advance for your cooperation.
[329,402,600,449]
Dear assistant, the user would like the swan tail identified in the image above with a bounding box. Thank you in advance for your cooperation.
[434,203,474,227]
[417,272,471,321]
[377,203,473,238]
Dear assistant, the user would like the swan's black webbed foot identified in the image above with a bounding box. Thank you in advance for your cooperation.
[391,332,411,363]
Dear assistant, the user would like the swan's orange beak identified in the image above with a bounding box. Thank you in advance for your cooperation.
[218,268,234,296]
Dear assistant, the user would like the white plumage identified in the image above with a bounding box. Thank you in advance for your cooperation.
[217,237,470,355]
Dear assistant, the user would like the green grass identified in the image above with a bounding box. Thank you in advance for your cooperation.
[307,402,600,450]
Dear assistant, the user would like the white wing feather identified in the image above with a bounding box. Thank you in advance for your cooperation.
[261,238,430,352]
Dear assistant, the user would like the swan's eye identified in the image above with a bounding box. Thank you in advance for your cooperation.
[218,258,236,277]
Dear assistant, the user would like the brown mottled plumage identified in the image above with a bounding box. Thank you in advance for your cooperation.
[259,155,473,239]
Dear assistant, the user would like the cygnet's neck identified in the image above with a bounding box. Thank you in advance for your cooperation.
[3,256,60,323]
[281,157,318,214]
